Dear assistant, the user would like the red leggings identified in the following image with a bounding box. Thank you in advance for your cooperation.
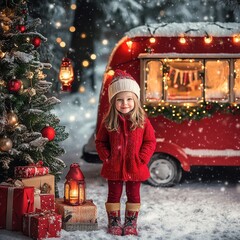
[107,180,141,203]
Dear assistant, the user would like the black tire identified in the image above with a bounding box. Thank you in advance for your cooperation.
[147,153,182,187]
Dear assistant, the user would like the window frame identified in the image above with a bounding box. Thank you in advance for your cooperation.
[139,53,239,105]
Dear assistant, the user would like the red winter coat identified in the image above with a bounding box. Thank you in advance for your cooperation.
[95,114,156,181]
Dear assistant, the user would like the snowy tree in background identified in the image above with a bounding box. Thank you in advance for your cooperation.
[0,0,68,194]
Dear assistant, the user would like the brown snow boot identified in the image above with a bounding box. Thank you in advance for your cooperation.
[123,202,140,236]
[105,202,122,236]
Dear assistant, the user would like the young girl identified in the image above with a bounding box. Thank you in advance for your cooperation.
[95,69,156,236]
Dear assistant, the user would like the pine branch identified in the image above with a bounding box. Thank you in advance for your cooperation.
[18,137,48,151]
[32,96,61,110]
[19,132,42,143]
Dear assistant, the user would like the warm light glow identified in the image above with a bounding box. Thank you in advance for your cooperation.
[179,37,186,44]
[233,35,240,43]
[102,39,108,45]
[55,21,61,28]
[81,33,87,39]
[82,60,89,67]
[79,86,85,93]
[149,37,156,43]
[108,70,115,76]
[56,37,62,43]
[71,4,77,10]
[70,189,78,199]
[59,58,74,91]
[90,54,97,60]
[60,41,66,48]
[0,51,6,58]
[126,40,133,49]
[64,163,86,206]
[61,71,71,79]
[69,26,76,32]
[204,36,213,44]
[89,97,96,104]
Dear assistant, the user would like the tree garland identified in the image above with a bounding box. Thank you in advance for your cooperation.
[144,102,240,123]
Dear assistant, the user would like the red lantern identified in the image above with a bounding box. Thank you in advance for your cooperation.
[64,163,86,206]
[17,25,26,33]
[58,58,74,91]
[41,126,55,141]
[32,37,41,48]
[7,78,22,93]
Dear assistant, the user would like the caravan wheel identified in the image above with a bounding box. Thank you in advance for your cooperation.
[147,154,182,187]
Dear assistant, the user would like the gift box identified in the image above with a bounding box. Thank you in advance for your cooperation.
[0,183,34,231]
[23,211,62,240]
[21,174,55,195]
[55,198,97,228]
[34,191,55,211]
[15,161,49,178]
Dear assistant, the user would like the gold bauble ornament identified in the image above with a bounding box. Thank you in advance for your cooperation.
[0,50,6,58]
[0,79,6,87]
[37,70,47,80]
[0,135,13,152]
[1,22,10,32]
[25,71,34,79]
[7,111,19,128]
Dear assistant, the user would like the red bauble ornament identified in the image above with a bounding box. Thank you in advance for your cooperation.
[32,37,41,48]
[17,25,26,33]
[22,9,28,15]
[41,126,55,141]
[7,79,22,93]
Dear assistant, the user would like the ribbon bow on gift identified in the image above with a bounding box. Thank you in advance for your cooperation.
[0,178,24,187]
[29,160,44,167]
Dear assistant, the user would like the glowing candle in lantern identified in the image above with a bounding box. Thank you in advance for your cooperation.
[59,57,74,91]
[64,163,86,206]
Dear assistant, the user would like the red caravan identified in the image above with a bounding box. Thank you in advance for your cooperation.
[83,22,240,186]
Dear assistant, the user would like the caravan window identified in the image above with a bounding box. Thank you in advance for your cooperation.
[145,59,203,103]
[205,60,229,102]
[143,58,239,104]
[234,59,240,102]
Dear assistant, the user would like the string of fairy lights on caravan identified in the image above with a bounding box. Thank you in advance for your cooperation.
[105,22,240,122]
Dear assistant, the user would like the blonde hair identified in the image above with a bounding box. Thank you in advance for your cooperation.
[104,93,146,131]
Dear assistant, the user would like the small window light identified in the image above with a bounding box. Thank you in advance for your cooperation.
[179,36,186,44]
[126,40,133,51]
[149,37,156,43]
[233,35,240,43]
[204,36,213,44]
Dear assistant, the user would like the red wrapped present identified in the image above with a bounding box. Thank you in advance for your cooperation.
[0,180,34,231]
[23,211,62,240]
[14,161,49,178]
[34,189,55,211]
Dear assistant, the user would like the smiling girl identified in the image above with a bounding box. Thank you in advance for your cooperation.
[95,69,156,236]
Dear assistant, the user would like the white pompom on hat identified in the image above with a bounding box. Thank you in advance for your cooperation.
[108,69,140,102]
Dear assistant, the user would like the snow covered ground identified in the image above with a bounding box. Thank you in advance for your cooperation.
[1,88,240,240]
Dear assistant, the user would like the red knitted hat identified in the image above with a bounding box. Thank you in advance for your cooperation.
[108,69,140,102]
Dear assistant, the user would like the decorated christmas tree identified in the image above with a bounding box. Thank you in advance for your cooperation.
[0,0,68,193]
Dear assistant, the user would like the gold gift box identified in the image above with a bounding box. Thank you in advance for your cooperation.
[21,174,55,195]
[55,198,97,224]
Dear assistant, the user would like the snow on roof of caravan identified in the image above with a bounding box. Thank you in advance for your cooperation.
[126,22,240,38]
